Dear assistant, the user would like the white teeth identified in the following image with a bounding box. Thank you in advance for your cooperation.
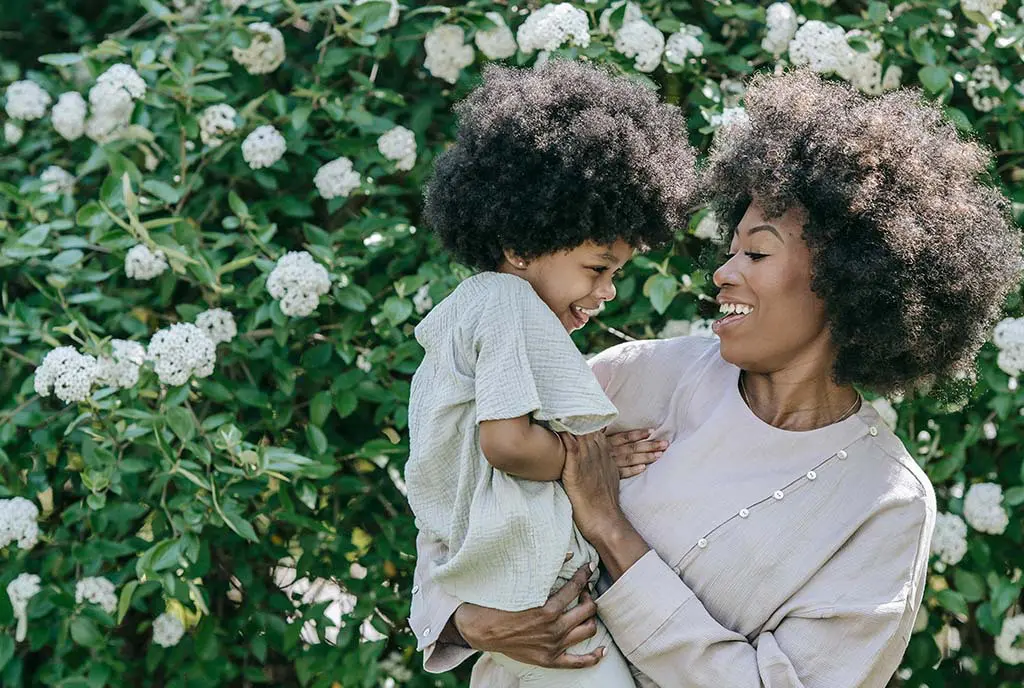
[574,305,601,317]
[719,303,753,316]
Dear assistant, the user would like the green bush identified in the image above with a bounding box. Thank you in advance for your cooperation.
[0,1,1021,686]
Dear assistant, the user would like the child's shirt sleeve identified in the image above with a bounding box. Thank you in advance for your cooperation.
[471,275,617,434]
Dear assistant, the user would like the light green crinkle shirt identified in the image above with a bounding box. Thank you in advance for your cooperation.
[405,272,618,612]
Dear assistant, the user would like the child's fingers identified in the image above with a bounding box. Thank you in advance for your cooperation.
[626,439,668,454]
[606,428,652,447]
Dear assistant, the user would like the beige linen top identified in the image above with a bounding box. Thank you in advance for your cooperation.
[406,272,617,612]
[409,335,936,687]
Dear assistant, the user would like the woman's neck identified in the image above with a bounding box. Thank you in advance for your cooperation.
[740,361,860,432]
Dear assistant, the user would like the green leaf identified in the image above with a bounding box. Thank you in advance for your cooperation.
[645,274,678,315]
[1003,485,1024,506]
[351,1,395,33]
[166,407,195,443]
[306,424,328,455]
[934,589,968,617]
[381,296,413,326]
[227,191,248,218]
[310,391,333,427]
[333,389,358,418]
[220,504,258,543]
[990,579,1021,617]
[140,0,171,18]
[0,635,13,673]
[51,249,85,269]
[142,179,182,204]
[117,581,139,624]
[953,569,986,602]
[917,66,950,94]
[19,224,51,247]
[70,617,104,648]
[38,53,83,66]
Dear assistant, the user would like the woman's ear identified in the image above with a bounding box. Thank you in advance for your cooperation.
[502,248,528,270]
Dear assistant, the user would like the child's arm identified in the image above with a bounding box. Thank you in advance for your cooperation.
[479,416,567,481]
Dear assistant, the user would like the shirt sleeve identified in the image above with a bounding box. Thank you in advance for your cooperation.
[408,530,477,673]
[595,495,933,688]
[473,277,617,433]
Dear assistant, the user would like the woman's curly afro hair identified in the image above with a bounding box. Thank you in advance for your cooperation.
[704,70,1022,396]
[423,60,698,271]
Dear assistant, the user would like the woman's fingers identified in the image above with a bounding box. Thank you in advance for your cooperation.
[546,565,592,613]
[547,646,605,670]
[618,464,648,478]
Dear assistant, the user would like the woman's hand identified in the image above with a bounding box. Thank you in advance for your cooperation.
[452,564,606,669]
[560,431,625,541]
[607,428,667,478]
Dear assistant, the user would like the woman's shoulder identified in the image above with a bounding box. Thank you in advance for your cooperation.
[588,335,721,385]
[845,407,937,523]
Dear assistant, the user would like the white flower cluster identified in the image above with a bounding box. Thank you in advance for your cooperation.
[665,26,704,64]
[5,80,51,120]
[517,3,591,54]
[413,284,433,314]
[994,615,1024,665]
[198,103,238,147]
[34,346,98,404]
[75,577,117,614]
[693,211,719,240]
[96,339,146,389]
[52,91,87,141]
[710,106,750,130]
[40,165,75,194]
[7,573,41,642]
[962,482,1009,534]
[314,156,361,199]
[195,308,237,344]
[615,19,665,72]
[993,317,1024,376]
[475,12,518,60]
[5,122,23,145]
[355,0,400,29]
[965,65,1010,112]
[147,323,217,386]
[961,0,1006,18]
[931,511,968,565]
[125,243,169,281]
[87,63,146,142]
[379,651,414,682]
[377,126,416,171]
[223,0,247,11]
[241,125,286,169]
[0,497,40,550]
[424,25,475,84]
[272,559,382,646]
[232,22,286,74]
[658,318,717,339]
[869,397,898,429]
[788,22,896,95]
[266,251,331,317]
[762,2,798,56]
[152,611,186,647]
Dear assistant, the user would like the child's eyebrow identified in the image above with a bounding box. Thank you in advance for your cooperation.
[595,251,620,262]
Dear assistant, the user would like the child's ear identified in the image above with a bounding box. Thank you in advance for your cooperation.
[502,248,528,270]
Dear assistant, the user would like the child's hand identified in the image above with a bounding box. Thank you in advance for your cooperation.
[605,429,668,478]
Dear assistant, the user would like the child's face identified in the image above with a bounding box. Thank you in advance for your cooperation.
[500,240,634,333]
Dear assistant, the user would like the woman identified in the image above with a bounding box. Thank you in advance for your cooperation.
[409,71,1021,687]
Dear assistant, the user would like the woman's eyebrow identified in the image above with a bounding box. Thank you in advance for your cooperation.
[748,224,784,242]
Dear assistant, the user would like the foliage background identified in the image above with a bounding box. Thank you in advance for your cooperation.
[1,0,1022,686]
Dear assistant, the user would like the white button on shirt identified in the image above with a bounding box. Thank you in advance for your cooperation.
[697,538,708,549]
[412,585,420,594]
[774,490,785,500]
[739,508,750,518]
[837,449,848,460]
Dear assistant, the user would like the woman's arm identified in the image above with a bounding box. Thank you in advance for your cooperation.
[561,433,933,688]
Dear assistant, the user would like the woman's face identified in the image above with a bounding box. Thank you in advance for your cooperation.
[502,240,633,333]
[712,200,833,373]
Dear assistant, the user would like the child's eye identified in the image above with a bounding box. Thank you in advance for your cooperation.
[723,252,768,262]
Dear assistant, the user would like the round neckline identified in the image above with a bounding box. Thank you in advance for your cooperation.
[728,364,871,437]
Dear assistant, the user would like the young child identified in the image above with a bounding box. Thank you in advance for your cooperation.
[406,60,697,686]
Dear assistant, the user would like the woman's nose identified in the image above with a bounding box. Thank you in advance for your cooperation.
[713,255,739,289]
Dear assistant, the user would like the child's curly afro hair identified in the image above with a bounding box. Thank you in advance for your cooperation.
[423,60,698,271]
[704,69,1022,396]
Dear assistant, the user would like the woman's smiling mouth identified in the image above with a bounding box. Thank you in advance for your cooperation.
[712,302,754,334]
